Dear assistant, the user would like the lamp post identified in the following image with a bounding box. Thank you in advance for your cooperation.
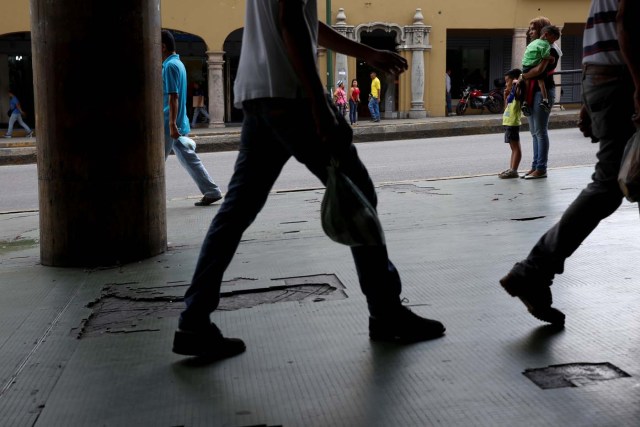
[326,0,333,94]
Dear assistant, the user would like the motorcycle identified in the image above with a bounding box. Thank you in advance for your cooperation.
[455,85,503,115]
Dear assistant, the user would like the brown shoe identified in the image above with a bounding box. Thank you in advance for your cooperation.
[520,169,535,179]
[524,170,547,180]
[499,272,565,325]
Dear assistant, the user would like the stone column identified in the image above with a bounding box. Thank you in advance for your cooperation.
[511,28,528,70]
[332,8,355,92]
[403,9,431,118]
[552,28,563,104]
[30,0,166,266]
[206,51,225,128]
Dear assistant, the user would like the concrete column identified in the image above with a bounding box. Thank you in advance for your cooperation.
[206,51,225,128]
[30,0,166,267]
[552,29,563,103]
[403,9,430,119]
[335,53,348,89]
[512,28,528,70]
[409,49,426,118]
[332,8,354,90]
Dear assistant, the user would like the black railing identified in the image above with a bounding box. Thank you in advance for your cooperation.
[554,69,582,108]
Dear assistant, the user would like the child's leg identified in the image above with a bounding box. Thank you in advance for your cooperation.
[537,80,548,101]
[509,140,522,171]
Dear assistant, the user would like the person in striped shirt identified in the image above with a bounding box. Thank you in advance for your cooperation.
[499,0,640,326]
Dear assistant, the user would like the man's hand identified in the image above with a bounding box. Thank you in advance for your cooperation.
[577,105,598,142]
[170,123,180,139]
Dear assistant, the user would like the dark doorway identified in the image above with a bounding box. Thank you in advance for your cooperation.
[0,32,34,129]
[357,30,400,119]
[223,28,243,124]
[169,30,209,126]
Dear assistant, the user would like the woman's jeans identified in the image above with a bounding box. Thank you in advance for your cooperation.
[179,97,402,329]
[349,99,358,124]
[528,90,555,172]
[511,65,637,283]
[6,112,31,136]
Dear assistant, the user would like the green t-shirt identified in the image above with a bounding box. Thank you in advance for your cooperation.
[522,39,550,67]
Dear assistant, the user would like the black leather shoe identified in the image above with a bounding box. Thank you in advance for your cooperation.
[369,306,445,343]
[173,323,246,359]
[500,272,565,325]
[194,194,222,206]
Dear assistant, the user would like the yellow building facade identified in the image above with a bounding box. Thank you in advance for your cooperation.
[1,0,591,127]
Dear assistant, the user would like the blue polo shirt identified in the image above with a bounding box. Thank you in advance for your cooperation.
[8,96,19,115]
[162,53,190,136]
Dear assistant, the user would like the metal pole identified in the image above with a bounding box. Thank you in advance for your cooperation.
[326,0,333,94]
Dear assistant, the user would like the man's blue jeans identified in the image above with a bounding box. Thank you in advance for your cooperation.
[368,97,380,121]
[528,90,555,173]
[165,134,221,198]
[511,65,637,283]
[179,97,402,329]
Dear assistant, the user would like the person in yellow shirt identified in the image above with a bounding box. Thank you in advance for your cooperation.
[368,71,381,122]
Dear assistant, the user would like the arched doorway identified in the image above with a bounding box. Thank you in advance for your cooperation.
[0,32,34,129]
[357,28,401,120]
[166,29,209,127]
[223,28,243,124]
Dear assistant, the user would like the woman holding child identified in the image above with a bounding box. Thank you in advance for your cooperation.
[520,16,561,179]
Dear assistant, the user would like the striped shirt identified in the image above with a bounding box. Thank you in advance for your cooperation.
[582,0,624,65]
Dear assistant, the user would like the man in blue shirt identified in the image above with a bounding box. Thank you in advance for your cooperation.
[4,89,33,138]
[161,30,222,206]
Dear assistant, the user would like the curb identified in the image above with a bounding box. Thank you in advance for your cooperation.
[0,112,579,166]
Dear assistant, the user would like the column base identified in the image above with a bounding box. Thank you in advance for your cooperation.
[408,110,427,119]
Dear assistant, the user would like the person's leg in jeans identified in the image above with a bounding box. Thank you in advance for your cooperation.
[372,98,380,121]
[368,97,375,119]
[5,113,18,136]
[259,98,442,337]
[15,114,32,134]
[529,90,554,174]
[192,107,210,126]
[527,109,539,174]
[179,98,443,344]
[179,102,291,330]
[165,134,221,199]
[191,108,200,127]
[349,99,357,124]
[503,68,636,322]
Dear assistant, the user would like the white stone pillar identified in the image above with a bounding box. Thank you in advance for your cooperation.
[332,8,354,92]
[335,53,348,89]
[409,49,425,118]
[206,51,225,128]
[552,28,563,104]
[511,28,528,70]
[403,9,431,119]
